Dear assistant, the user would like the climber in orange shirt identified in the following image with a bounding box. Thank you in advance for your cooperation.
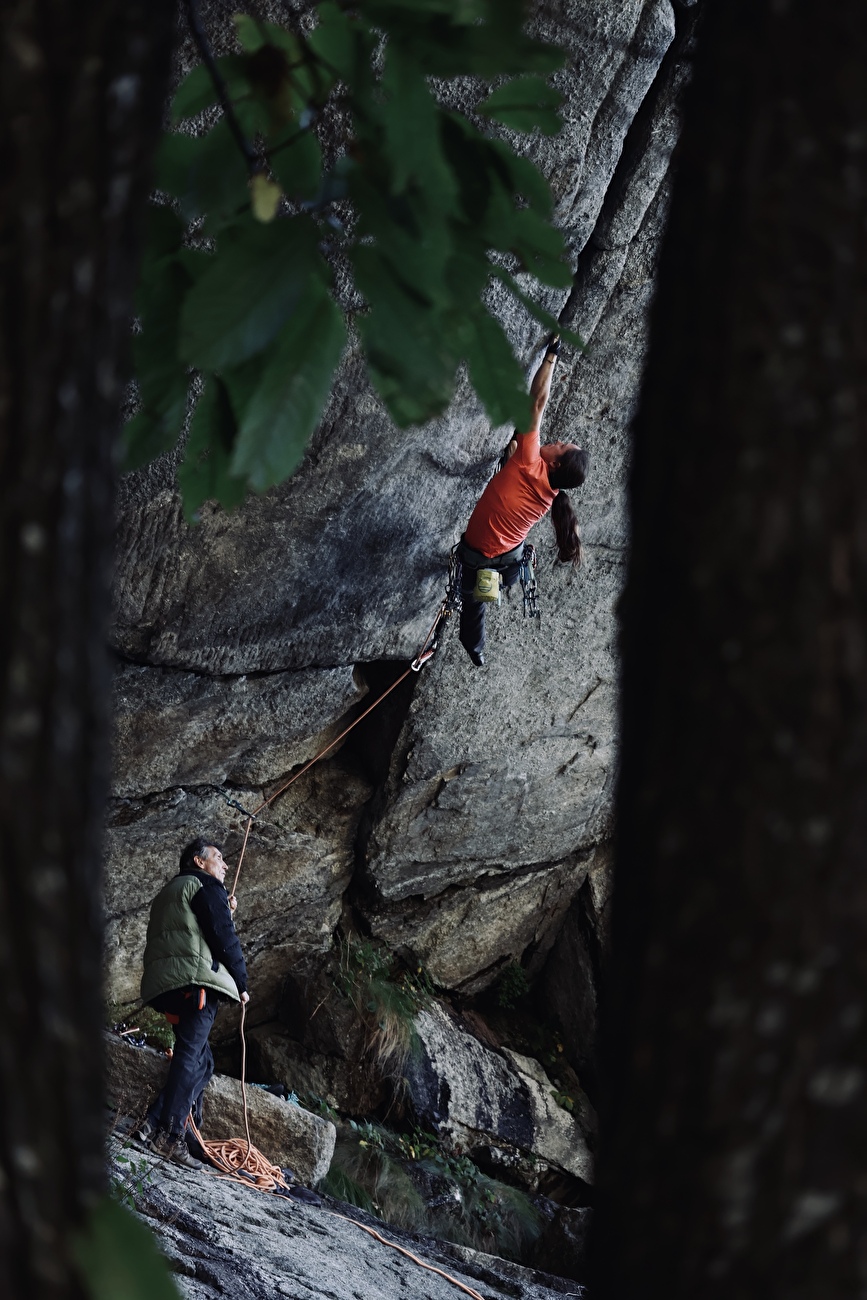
[458,336,588,665]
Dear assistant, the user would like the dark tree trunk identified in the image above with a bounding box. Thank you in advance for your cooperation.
[596,1,867,1296]
[0,4,174,1296]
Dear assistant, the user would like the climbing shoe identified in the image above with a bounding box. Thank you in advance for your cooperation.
[149,1131,204,1170]
[473,569,500,603]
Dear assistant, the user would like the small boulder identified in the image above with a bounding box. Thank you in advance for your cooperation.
[406,1003,594,1188]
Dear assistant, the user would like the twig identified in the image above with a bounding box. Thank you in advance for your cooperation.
[183,0,260,175]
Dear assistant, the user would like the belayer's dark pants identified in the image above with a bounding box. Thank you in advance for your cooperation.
[459,560,521,660]
[145,987,219,1138]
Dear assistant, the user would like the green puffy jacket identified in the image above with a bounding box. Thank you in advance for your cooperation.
[140,872,243,1004]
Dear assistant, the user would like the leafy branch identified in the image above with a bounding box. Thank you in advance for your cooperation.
[182,0,259,174]
[128,0,583,521]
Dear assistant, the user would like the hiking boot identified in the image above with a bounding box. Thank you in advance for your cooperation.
[149,1131,204,1170]
[185,1129,209,1162]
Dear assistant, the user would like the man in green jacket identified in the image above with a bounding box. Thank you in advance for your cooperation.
[137,837,249,1168]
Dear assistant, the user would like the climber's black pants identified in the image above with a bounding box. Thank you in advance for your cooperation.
[459,561,521,660]
[145,987,219,1138]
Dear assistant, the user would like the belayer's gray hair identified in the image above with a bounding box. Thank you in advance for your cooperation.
[179,837,222,872]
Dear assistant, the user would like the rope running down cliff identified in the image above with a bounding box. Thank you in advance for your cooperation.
[228,575,459,896]
[191,590,488,1299]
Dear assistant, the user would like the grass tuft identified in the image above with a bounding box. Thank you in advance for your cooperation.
[322,1121,542,1261]
[335,936,432,1079]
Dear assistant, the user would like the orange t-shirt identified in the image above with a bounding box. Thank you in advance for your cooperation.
[464,430,557,558]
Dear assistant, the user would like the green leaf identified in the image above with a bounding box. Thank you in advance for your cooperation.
[233,15,298,57]
[354,248,458,425]
[510,207,572,287]
[464,310,532,429]
[488,141,553,216]
[352,175,451,307]
[308,2,356,80]
[443,233,491,309]
[221,352,269,425]
[121,406,185,473]
[177,378,246,519]
[171,55,250,123]
[73,1196,181,1300]
[478,76,563,135]
[179,216,320,370]
[230,283,346,491]
[139,204,185,274]
[381,43,455,211]
[154,124,249,224]
[131,254,192,463]
[268,131,322,202]
[492,266,585,349]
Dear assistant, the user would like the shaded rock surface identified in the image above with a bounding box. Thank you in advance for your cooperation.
[112,661,365,797]
[532,1207,593,1284]
[407,1003,595,1188]
[110,1135,582,1299]
[105,1032,335,1185]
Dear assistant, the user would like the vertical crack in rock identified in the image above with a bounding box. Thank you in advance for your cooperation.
[561,0,703,342]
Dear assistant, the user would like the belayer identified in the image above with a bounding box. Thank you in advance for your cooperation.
[458,335,588,665]
[136,837,249,1168]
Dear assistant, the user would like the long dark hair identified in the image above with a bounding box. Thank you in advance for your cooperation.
[548,446,588,566]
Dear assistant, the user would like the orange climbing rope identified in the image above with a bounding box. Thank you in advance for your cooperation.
[323,1212,487,1300]
[186,1002,292,1194]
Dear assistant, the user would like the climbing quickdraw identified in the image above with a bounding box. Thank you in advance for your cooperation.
[411,545,463,670]
[519,544,540,622]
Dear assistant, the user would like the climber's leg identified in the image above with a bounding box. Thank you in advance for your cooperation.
[459,565,486,666]
[501,560,521,591]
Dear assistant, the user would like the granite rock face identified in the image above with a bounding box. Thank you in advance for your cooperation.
[110,1135,583,1300]
[406,1003,595,1188]
[112,661,365,797]
[106,0,696,1258]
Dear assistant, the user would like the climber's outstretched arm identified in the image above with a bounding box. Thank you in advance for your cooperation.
[528,336,559,431]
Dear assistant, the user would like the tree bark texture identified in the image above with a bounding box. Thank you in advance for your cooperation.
[0,4,174,1296]
[596,1,867,1296]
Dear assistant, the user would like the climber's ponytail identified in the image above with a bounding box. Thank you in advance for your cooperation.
[547,445,588,566]
[551,491,583,566]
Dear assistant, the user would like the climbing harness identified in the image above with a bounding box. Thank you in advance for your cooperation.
[519,543,540,622]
